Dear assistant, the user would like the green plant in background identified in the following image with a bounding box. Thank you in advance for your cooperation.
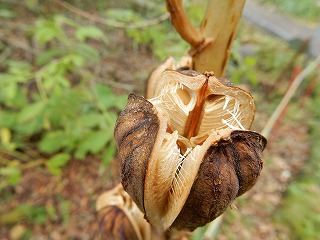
[104,0,206,60]
[0,14,127,184]
[274,83,320,240]
[228,40,259,86]
[258,0,320,22]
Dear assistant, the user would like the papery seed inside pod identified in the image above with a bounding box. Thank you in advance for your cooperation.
[149,70,255,147]
[115,70,266,231]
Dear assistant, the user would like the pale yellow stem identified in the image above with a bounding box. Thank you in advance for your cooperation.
[193,0,246,76]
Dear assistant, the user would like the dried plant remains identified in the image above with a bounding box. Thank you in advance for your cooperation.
[96,184,151,240]
[114,70,266,231]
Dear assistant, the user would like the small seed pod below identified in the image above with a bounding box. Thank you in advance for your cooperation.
[96,184,151,240]
[115,70,267,231]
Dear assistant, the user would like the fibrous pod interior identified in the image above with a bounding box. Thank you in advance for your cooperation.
[115,70,266,231]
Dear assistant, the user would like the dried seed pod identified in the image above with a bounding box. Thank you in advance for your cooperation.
[115,70,266,231]
[96,184,151,240]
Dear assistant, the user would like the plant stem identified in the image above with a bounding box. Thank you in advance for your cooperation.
[166,0,204,48]
[193,0,246,76]
[261,54,320,139]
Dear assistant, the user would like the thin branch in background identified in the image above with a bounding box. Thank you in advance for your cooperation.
[54,0,169,29]
[0,33,37,55]
[0,148,32,163]
[166,0,205,49]
[273,39,310,89]
[262,54,320,139]
[96,78,135,92]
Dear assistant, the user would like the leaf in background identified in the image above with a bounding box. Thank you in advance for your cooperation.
[47,153,71,175]
[0,166,21,185]
[34,18,62,44]
[94,83,127,110]
[30,206,48,224]
[78,113,104,128]
[18,101,45,123]
[93,83,112,107]
[75,26,106,42]
[5,61,33,84]
[0,204,33,224]
[74,43,100,63]
[61,53,85,68]
[36,48,63,66]
[0,111,18,129]
[39,131,66,153]
[75,130,112,159]
[4,82,18,101]
[101,143,116,166]
[0,127,11,145]
[15,116,43,135]
[0,9,15,18]
[26,0,40,11]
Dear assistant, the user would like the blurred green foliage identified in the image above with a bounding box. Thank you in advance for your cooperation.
[0,13,127,184]
[104,0,206,59]
[258,0,320,22]
[274,84,320,240]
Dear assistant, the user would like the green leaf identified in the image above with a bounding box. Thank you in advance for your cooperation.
[0,111,17,128]
[101,144,116,166]
[4,82,18,100]
[15,116,43,135]
[18,101,45,123]
[36,47,63,66]
[34,24,60,43]
[30,206,47,224]
[78,113,103,128]
[75,26,105,42]
[39,131,66,153]
[61,53,85,68]
[0,9,15,18]
[94,83,126,110]
[0,166,21,185]
[74,43,100,62]
[75,130,112,159]
[47,153,71,175]
[0,204,33,224]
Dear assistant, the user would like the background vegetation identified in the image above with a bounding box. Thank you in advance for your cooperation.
[0,0,319,239]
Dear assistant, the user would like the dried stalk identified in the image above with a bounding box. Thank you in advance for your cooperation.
[167,0,245,77]
[193,0,245,76]
[261,54,320,139]
[166,0,205,49]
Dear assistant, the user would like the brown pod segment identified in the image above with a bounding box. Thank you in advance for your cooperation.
[171,130,266,230]
[96,184,152,240]
[98,206,140,240]
[114,94,160,212]
[114,70,267,230]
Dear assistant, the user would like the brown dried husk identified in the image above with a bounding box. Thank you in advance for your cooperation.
[114,71,267,231]
[96,184,151,240]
